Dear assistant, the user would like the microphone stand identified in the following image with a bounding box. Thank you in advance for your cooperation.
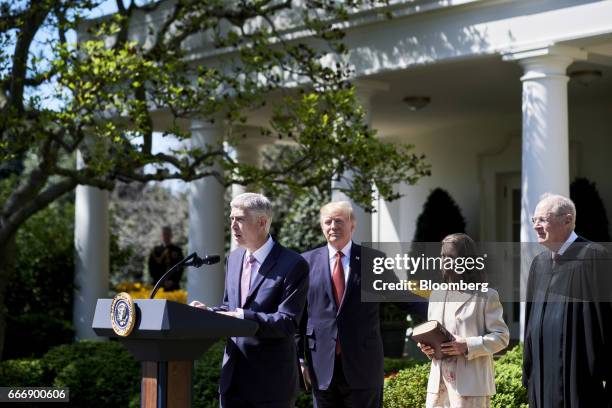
[149,252,208,299]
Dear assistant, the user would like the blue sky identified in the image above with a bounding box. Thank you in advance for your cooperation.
[32,1,190,194]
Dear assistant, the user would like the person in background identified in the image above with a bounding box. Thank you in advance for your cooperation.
[419,233,509,408]
[148,226,184,290]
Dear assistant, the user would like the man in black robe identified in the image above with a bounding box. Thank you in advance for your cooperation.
[148,226,184,291]
[523,194,612,408]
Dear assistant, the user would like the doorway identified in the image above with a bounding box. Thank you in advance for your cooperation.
[496,172,521,338]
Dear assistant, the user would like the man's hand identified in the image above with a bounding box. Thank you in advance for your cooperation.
[417,342,435,359]
[300,362,312,391]
[440,338,468,356]
[218,311,240,318]
[190,300,207,309]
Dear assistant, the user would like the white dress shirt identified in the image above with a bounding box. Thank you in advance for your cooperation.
[557,231,578,257]
[235,236,274,319]
[327,241,352,286]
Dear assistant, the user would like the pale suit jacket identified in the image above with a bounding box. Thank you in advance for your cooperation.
[426,288,509,396]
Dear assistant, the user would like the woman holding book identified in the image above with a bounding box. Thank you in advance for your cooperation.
[417,233,509,408]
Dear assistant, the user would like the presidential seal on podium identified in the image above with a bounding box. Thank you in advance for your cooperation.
[110,292,136,336]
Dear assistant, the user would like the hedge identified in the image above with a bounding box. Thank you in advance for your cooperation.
[0,341,527,408]
[382,345,528,408]
[0,359,44,387]
[384,362,430,408]
[43,341,140,407]
[0,340,225,407]
[193,341,224,408]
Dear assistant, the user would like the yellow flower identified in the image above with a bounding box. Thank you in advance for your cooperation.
[113,281,187,303]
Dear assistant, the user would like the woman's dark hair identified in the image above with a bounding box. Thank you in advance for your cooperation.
[440,233,486,284]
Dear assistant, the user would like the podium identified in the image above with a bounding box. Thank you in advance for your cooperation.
[92,299,258,408]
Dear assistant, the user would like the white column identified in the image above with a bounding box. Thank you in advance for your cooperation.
[230,128,265,250]
[332,80,388,244]
[188,120,226,305]
[74,151,109,340]
[504,45,585,341]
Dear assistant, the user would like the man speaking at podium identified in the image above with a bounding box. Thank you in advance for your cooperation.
[191,193,309,408]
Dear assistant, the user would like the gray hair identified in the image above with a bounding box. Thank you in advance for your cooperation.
[230,193,273,233]
[320,201,355,222]
[538,193,576,228]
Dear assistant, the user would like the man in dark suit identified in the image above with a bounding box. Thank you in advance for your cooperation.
[523,193,612,408]
[191,193,309,408]
[148,226,184,290]
[297,201,424,408]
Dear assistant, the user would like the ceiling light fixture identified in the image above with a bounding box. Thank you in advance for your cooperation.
[403,96,431,111]
[569,69,602,86]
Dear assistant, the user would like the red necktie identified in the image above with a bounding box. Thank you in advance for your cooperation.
[331,251,345,354]
[332,251,346,306]
[552,252,560,266]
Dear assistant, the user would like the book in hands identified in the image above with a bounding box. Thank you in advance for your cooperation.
[410,320,455,360]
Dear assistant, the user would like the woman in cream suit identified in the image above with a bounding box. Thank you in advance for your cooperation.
[418,233,509,408]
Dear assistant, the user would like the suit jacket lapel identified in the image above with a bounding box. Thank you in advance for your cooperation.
[231,248,247,309]
[429,289,474,321]
[244,242,279,307]
[429,291,446,322]
[338,243,360,315]
[451,290,475,316]
[319,246,336,309]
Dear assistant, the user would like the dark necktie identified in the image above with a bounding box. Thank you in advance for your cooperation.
[331,251,345,354]
[552,252,560,266]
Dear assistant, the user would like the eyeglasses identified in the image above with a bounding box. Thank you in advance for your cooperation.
[531,214,562,225]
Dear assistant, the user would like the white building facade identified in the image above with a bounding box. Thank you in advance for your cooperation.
[75,0,612,341]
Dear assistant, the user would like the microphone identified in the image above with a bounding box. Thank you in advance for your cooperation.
[191,254,221,267]
[149,252,220,299]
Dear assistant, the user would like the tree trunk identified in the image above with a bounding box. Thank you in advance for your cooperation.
[0,234,17,360]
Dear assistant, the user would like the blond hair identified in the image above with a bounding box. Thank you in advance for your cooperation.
[319,201,354,222]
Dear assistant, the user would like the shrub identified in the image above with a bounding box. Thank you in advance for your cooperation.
[384,356,420,375]
[41,341,140,408]
[383,345,528,408]
[4,314,74,360]
[0,359,43,386]
[491,361,528,408]
[413,188,466,243]
[570,177,611,242]
[383,362,430,408]
[296,391,314,408]
[4,193,132,359]
[497,343,523,365]
[410,188,466,275]
[4,198,75,359]
[492,345,527,408]
[277,186,330,253]
[191,341,315,407]
[193,341,224,408]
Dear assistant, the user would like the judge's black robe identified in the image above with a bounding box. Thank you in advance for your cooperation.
[523,237,612,408]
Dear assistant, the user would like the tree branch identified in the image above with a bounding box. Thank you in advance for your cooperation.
[8,3,53,113]
[0,178,78,248]
[2,137,58,217]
